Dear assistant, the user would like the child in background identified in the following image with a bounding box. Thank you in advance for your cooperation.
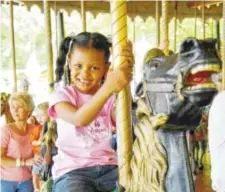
[49,32,134,192]
[27,115,39,126]
[39,120,58,192]
[30,102,50,192]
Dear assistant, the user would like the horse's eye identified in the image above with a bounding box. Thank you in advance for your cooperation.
[154,63,159,68]
[151,62,159,70]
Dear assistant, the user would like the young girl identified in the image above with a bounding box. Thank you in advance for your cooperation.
[30,102,50,192]
[48,32,134,192]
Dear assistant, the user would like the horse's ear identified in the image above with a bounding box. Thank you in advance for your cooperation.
[179,37,199,54]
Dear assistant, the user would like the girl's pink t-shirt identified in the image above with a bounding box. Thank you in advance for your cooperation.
[49,86,117,180]
[0,124,34,181]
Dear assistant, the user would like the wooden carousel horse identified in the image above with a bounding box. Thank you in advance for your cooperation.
[124,38,221,192]
[40,121,58,192]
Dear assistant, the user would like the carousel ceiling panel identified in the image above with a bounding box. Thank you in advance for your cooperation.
[13,1,223,20]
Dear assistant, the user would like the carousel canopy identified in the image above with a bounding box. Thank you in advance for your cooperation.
[6,0,223,21]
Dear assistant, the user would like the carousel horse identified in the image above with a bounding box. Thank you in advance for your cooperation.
[40,120,58,192]
[0,92,14,125]
[122,37,221,192]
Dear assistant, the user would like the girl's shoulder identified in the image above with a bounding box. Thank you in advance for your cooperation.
[50,86,78,100]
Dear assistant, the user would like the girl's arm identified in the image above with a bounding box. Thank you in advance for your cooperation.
[55,83,113,127]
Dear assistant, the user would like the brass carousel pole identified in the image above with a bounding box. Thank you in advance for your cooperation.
[194,3,197,38]
[173,2,177,53]
[44,0,54,92]
[216,20,220,51]
[110,0,132,188]
[9,1,17,92]
[202,0,205,39]
[58,12,65,43]
[54,1,58,57]
[132,1,137,90]
[132,1,136,48]
[156,0,160,47]
[161,0,169,55]
[81,0,86,32]
[211,19,214,38]
[222,1,225,90]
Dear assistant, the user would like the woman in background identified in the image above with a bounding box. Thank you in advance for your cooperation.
[0,92,42,192]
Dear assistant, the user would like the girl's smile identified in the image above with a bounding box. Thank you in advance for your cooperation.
[69,47,108,94]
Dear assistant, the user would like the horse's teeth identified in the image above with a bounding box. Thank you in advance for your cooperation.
[190,64,220,74]
[186,83,216,90]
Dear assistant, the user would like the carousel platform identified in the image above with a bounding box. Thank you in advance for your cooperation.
[195,152,215,192]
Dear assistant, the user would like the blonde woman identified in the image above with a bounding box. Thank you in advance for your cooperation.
[0,92,42,192]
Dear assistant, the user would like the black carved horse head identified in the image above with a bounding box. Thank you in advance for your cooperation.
[136,38,221,127]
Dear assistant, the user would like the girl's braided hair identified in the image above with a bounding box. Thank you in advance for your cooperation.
[54,32,112,87]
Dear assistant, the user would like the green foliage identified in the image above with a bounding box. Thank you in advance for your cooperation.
[1,5,47,70]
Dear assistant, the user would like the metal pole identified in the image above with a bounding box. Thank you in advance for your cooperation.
[132,1,136,90]
[54,1,58,57]
[222,2,225,90]
[216,20,220,51]
[132,2,136,46]
[58,12,65,43]
[110,0,132,188]
[162,0,169,55]
[9,1,17,92]
[194,3,197,38]
[44,0,54,93]
[81,0,86,32]
[211,19,214,38]
[174,2,177,53]
[202,0,205,39]
[156,0,160,47]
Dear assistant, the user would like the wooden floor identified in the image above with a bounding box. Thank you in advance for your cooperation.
[195,152,215,192]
